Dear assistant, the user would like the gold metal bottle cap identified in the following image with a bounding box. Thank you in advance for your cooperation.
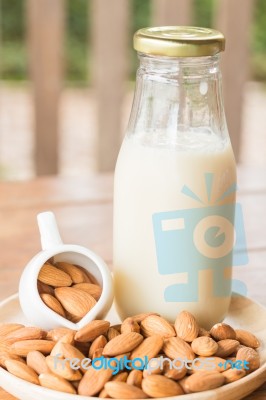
[134,26,225,57]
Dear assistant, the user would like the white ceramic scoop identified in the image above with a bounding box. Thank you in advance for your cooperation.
[19,211,114,330]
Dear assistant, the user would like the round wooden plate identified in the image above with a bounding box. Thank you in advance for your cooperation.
[0,294,265,400]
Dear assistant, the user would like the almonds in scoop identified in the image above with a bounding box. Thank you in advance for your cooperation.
[37,260,102,323]
[38,263,72,287]
[73,283,102,301]
[40,293,66,317]
[54,287,96,319]
[56,262,85,284]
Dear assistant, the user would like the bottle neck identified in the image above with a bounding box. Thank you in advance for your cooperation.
[127,53,229,148]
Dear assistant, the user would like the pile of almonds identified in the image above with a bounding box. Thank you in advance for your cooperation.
[37,260,102,322]
[0,310,261,397]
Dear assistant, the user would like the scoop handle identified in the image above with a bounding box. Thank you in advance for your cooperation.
[37,211,63,250]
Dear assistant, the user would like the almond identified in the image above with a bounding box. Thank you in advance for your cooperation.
[46,327,76,341]
[5,359,39,385]
[54,287,96,319]
[105,381,148,399]
[130,335,163,362]
[103,332,143,357]
[0,323,24,338]
[0,341,11,354]
[163,336,195,360]
[226,356,236,363]
[46,355,82,381]
[143,357,164,377]
[164,363,187,380]
[198,327,211,337]
[73,283,102,301]
[131,312,160,323]
[222,368,246,383]
[141,315,175,338]
[111,324,122,333]
[142,375,183,397]
[235,329,260,349]
[127,369,143,388]
[191,336,218,356]
[37,280,54,295]
[93,347,104,359]
[77,266,99,284]
[39,372,76,394]
[38,263,72,287]
[55,262,85,284]
[174,311,199,342]
[64,311,80,323]
[27,350,50,374]
[178,376,191,394]
[215,339,240,358]
[10,339,55,356]
[112,371,129,382]
[89,335,108,359]
[75,320,110,342]
[78,365,113,396]
[98,388,110,398]
[4,327,46,345]
[50,332,76,357]
[115,353,131,361]
[184,371,224,392]
[121,318,140,334]
[210,323,236,341]
[59,342,87,373]
[107,327,120,341]
[74,341,91,355]
[40,293,66,317]
[236,346,260,372]
[191,356,230,373]
[0,352,25,368]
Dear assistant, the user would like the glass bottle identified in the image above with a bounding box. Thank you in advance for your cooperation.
[113,27,237,328]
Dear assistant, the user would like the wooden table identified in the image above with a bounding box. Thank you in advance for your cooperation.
[0,171,265,399]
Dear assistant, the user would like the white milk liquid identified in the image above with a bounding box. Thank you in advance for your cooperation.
[113,132,236,328]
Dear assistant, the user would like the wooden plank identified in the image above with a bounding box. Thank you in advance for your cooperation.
[91,0,129,172]
[0,175,113,209]
[26,0,65,175]
[152,0,192,26]
[215,0,254,162]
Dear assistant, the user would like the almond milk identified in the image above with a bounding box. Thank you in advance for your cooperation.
[113,132,236,328]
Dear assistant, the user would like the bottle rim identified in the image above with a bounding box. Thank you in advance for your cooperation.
[134,26,225,58]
